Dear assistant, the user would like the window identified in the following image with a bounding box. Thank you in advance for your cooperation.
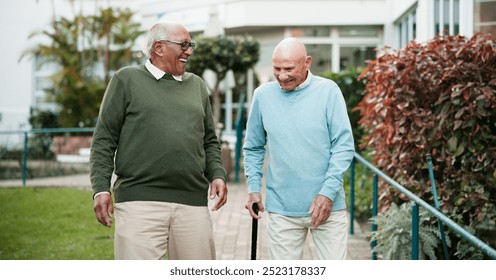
[340,46,376,69]
[339,26,379,37]
[302,27,331,37]
[434,0,460,35]
[474,0,496,39]
[35,77,52,92]
[288,27,331,37]
[306,44,332,74]
[397,8,417,48]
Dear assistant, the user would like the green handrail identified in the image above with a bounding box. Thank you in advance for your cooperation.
[22,132,28,186]
[350,152,496,260]
[371,174,378,260]
[234,94,246,183]
[426,153,450,260]
[349,160,355,235]
[412,204,419,260]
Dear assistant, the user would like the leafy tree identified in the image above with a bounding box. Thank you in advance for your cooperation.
[357,33,496,258]
[187,35,259,126]
[21,7,144,127]
[29,110,59,129]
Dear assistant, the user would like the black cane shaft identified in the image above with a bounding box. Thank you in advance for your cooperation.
[250,203,259,260]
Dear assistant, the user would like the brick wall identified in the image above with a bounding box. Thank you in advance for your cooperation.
[52,135,92,155]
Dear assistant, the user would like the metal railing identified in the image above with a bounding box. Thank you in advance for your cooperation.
[0,127,94,186]
[348,152,496,260]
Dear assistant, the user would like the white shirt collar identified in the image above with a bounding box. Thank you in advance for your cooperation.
[145,59,183,82]
[294,70,312,90]
[280,70,312,92]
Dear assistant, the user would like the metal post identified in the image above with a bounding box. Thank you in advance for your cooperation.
[412,203,419,260]
[371,174,378,260]
[349,159,355,235]
[22,131,28,186]
[426,153,449,260]
[234,93,245,183]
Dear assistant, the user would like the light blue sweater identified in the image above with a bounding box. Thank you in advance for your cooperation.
[243,72,355,216]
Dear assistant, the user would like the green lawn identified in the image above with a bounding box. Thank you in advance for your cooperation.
[0,187,114,260]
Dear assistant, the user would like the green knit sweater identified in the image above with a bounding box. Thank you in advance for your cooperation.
[90,64,226,206]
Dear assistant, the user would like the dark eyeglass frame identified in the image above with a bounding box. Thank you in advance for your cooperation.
[159,40,196,51]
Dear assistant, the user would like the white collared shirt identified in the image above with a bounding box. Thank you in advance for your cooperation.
[145,59,183,82]
[280,70,312,92]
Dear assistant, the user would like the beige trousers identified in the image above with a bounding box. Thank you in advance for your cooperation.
[114,201,215,260]
[267,210,348,260]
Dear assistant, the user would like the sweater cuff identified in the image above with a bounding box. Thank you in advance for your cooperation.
[93,191,111,200]
[247,178,262,193]
[208,170,227,183]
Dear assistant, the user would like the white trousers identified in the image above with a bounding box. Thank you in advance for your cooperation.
[114,201,215,260]
[267,210,348,260]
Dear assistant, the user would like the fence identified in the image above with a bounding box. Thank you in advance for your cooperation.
[349,152,496,260]
[0,127,94,186]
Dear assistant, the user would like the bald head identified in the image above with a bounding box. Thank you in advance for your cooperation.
[272,38,312,91]
[272,37,308,61]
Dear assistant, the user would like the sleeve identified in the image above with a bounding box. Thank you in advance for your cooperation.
[319,84,355,201]
[242,91,267,193]
[89,73,126,197]
[202,81,227,182]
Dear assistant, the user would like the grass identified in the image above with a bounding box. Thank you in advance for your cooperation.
[0,187,114,260]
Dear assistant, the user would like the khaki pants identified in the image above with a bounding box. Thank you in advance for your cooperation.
[114,201,215,260]
[267,210,348,260]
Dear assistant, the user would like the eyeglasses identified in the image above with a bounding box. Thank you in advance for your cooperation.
[159,40,196,51]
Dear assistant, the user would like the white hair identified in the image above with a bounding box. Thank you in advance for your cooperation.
[143,22,174,58]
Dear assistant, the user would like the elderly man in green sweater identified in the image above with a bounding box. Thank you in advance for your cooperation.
[90,22,228,260]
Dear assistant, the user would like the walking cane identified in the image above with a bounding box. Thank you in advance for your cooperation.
[250,203,259,260]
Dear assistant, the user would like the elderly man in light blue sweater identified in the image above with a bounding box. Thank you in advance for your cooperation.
[243,37,355,260]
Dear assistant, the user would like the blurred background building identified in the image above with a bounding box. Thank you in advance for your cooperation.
[1,0,494,134]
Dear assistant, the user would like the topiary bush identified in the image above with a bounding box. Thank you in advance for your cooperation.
[356,33,496,258]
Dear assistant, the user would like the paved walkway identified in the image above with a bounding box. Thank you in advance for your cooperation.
[0,174,372,260]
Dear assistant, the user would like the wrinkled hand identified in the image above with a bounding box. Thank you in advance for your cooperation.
[210,178,227,211]
[308,194,333,228]
[93,193,114,227]
[245,192,264,219]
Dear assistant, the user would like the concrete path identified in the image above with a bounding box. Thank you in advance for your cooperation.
[0,174,372,260]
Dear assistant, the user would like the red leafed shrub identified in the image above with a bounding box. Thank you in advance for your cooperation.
[356,33,496,254]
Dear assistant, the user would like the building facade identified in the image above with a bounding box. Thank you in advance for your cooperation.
[139,0,494,136]
[1,0,494,137]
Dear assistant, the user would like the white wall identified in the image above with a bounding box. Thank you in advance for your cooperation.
[141,0,390,33]
[0,1,39,131]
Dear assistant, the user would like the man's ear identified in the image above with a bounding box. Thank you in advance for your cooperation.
[305,55,313,69]
[153,41,164,57]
